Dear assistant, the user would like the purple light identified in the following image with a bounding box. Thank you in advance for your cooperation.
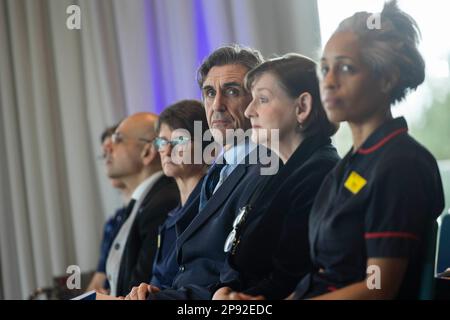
[144,0,166,114]
[194,0,210,99]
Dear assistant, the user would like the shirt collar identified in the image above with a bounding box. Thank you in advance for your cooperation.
[131,170,164,201]
[353,117,408,156]
[165,176,205,228]
[221,138,257,165]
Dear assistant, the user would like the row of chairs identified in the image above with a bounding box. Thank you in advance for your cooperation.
[420,208,450,299]
[436,209,450,275]
[28,271,95,300]
[29,210,449,300]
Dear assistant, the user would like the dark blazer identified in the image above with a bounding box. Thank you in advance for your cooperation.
[115,174,179,296]
[150,146,278,300]
[150,177,204,289]
[216,136,340,300]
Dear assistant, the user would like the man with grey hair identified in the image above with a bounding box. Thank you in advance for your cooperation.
[121,45,280,300]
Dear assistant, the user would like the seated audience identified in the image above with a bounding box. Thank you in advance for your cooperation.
[119,45,282,301]
[211,53,340,300]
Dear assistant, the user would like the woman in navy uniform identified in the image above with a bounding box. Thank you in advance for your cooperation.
[211,54,340,300]
[288,1,445,299]
[147,100,209,290]
[96,100,210,300]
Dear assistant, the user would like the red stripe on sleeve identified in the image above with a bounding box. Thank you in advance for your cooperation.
[364,231,419,240]
[327,286,337,292]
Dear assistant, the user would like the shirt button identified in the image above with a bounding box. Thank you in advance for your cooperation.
[114,243,120,250]
[179,265,185,272]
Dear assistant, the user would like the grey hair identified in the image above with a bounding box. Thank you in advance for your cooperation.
[335,0,425,105]
[196,44,264,88]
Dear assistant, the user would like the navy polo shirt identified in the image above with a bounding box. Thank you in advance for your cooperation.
[294,117,445,299]
[150,177,204,289]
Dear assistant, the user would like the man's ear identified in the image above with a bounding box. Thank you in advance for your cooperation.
[295,92,313,126]
[141,143,157,166]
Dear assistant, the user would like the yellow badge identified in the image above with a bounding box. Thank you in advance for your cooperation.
[344,171,367,194]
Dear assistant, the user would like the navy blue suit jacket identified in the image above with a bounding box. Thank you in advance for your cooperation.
[150,146,277,299]
[150,177,204,289]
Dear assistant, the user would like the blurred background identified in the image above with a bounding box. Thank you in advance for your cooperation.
[0,0,448,299]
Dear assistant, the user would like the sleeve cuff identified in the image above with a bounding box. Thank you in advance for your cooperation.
[365,234,419,258]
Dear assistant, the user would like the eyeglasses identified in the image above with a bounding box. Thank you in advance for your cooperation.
[154,136,190,151]
[96,153,107,160]
[111,132,154,145]
[224,205,251,254]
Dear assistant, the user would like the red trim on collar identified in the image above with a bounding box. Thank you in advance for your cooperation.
[357,128,408,155]
[327,286,338,292]
[364,232,419,241]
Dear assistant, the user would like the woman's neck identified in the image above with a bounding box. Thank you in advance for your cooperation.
[349,108,393,151]
[277,132,303,164]
[175,172,204,206]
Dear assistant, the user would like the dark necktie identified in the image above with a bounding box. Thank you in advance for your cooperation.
[199,160,226,211]
[123,199,136,221]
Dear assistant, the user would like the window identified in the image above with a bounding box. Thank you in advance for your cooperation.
[318,0,450,208]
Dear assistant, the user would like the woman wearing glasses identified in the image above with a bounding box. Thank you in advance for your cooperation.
[96,100,210,300]
[211,53,340,300]
[142,99,209,293]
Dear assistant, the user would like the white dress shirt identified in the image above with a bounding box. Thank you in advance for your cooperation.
[213,139,257,194]
[105,170,164,296]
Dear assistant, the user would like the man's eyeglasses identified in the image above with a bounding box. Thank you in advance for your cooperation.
[111,132,154,145]
[224,206,251,254]
[154,136,190,151]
